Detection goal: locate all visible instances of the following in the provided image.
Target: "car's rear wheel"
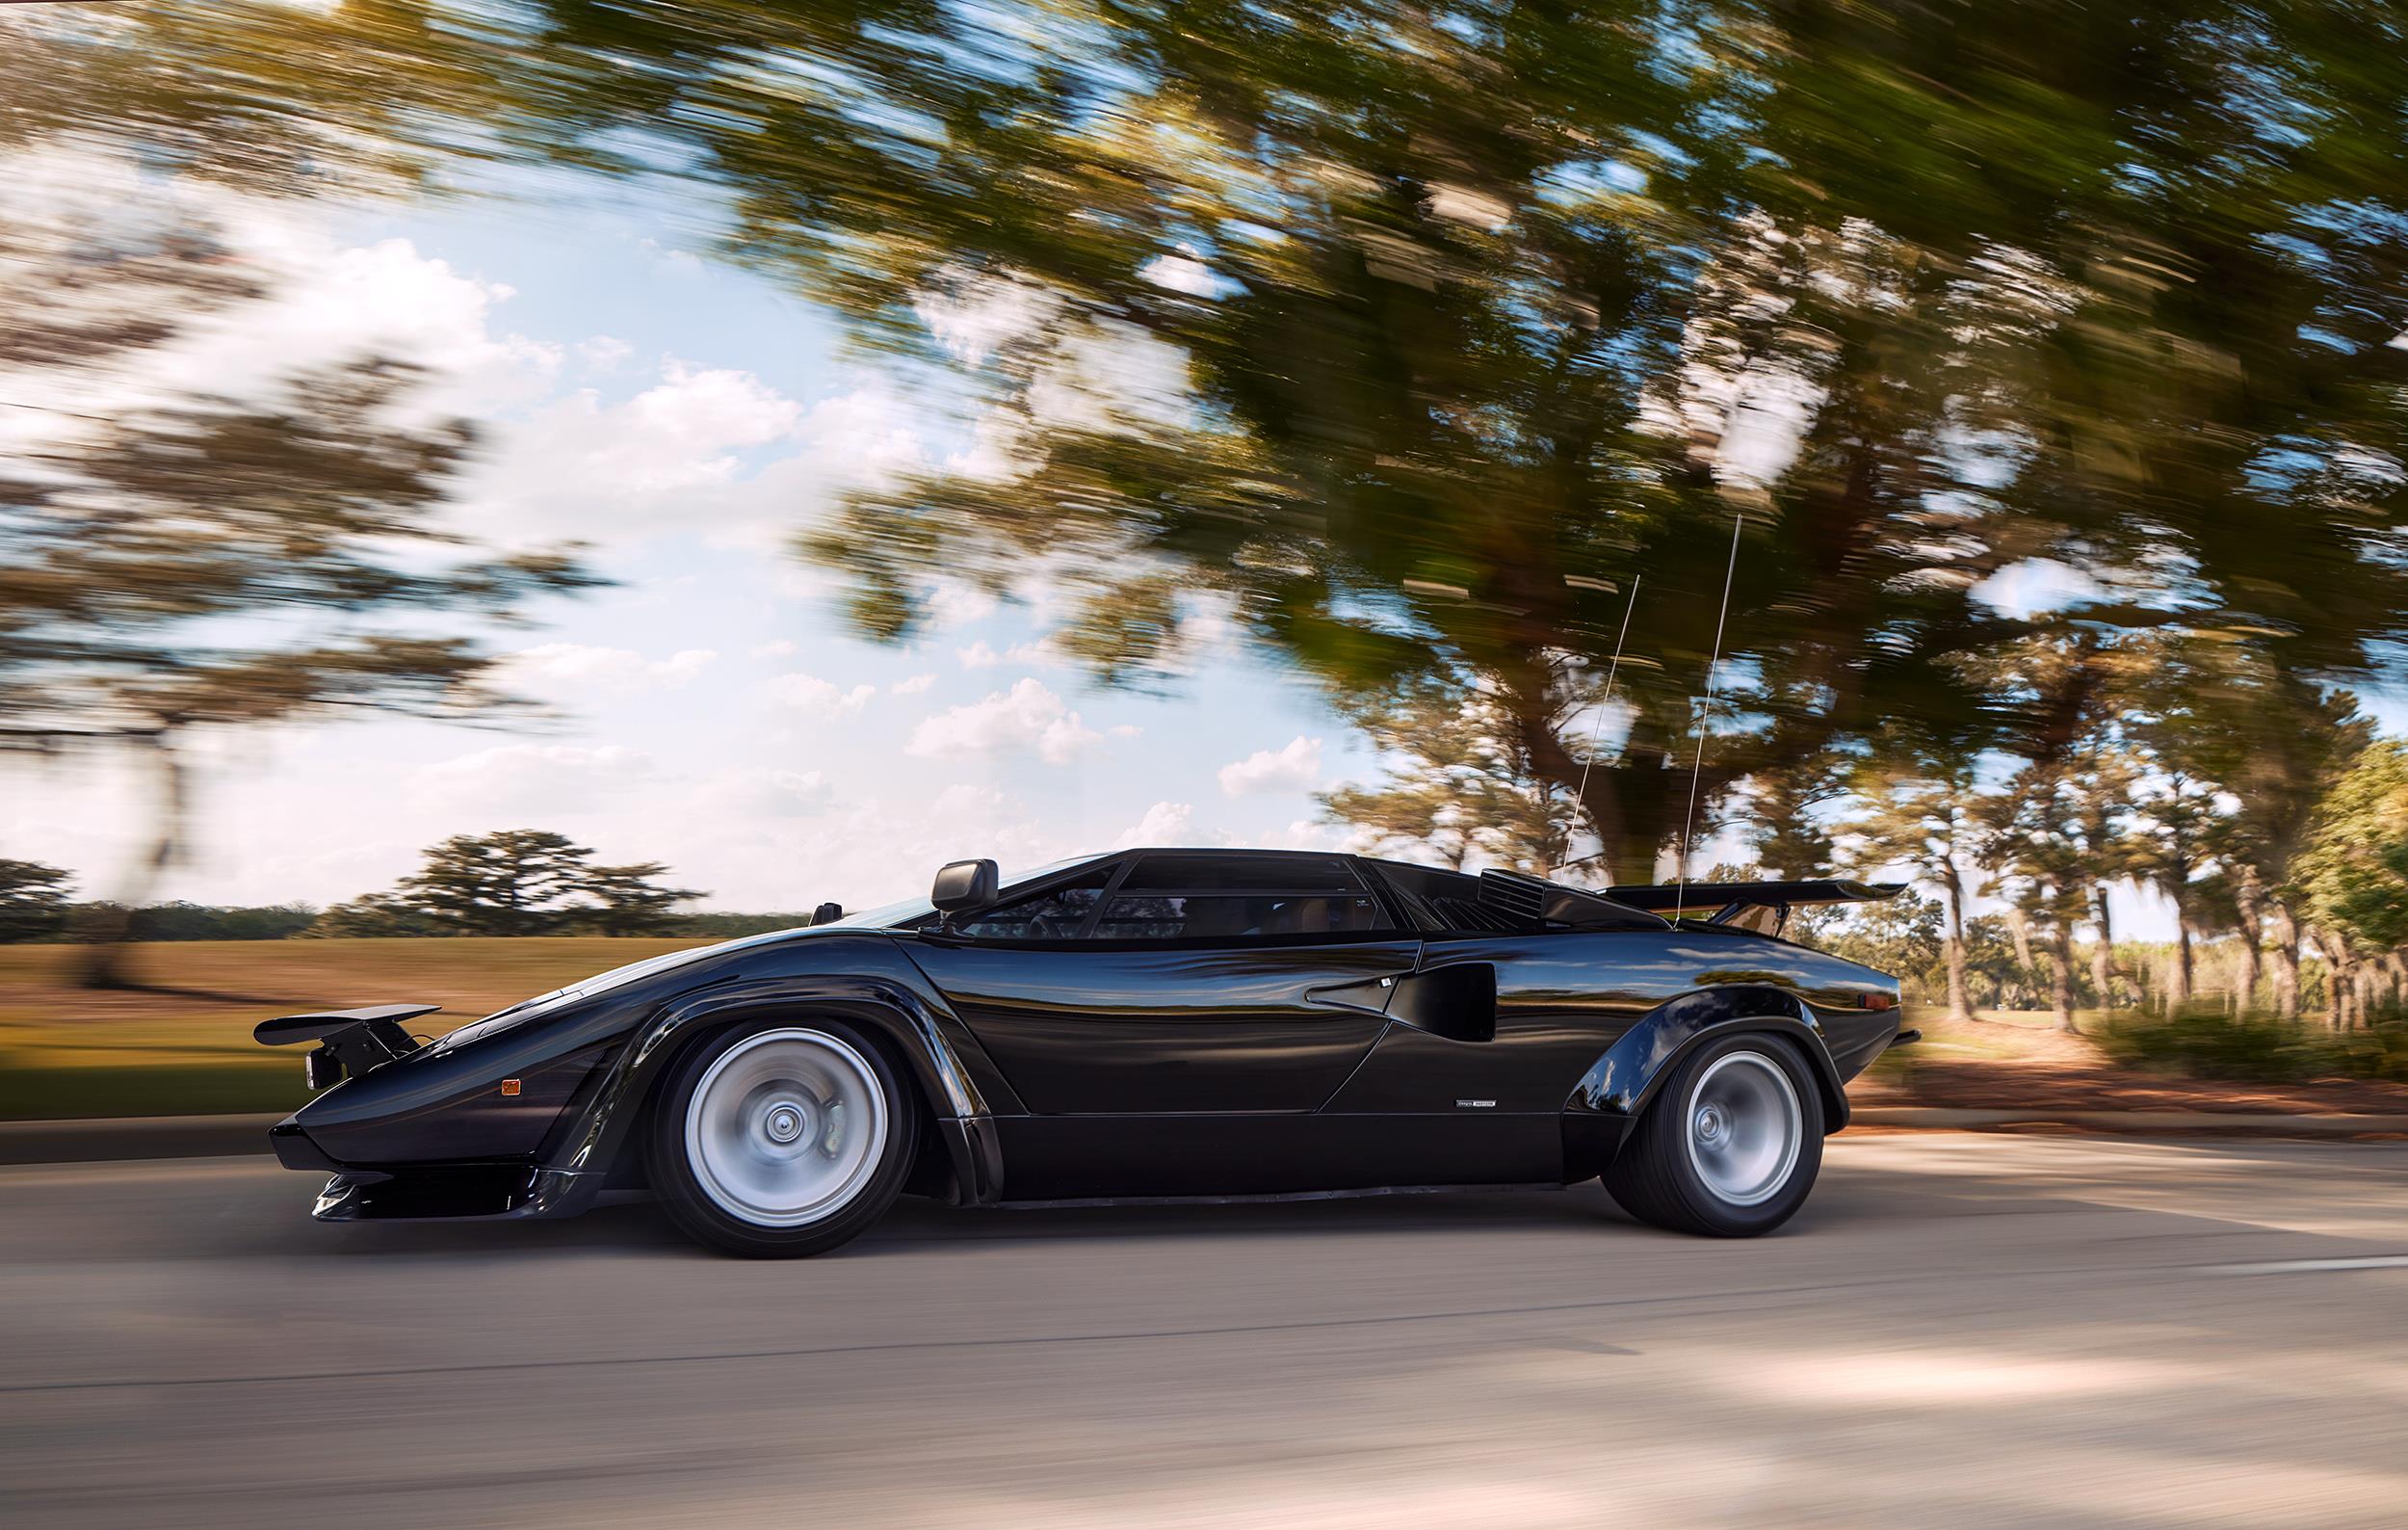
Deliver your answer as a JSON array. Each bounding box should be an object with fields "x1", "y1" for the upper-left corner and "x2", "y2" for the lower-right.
[
  {"x1": 650, "y1": 1020, "x2": 916, "y2": 1256},
  {"x1": 1602, "y1": 1032, "x2": 1823, "y2": 1237}
]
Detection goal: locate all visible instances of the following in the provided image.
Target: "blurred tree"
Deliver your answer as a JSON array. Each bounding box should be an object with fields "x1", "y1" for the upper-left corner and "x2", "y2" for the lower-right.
[
  {"x1": 1960, "y1": 915, "x2": 2035, "y2": 1013},
  {"x1": 0, "y1": 859, "x2": 73, "y2": 943},
  {"x1": 2292, "y1": 742, "x2": 2408, "y2": 1028},
  {"x1": 108, "y1": 902, "x2": 316, "y2": 941},
  {"x1": 417, "y1": 0, "x2": 2408, "y2": 887},
  {"x1": 397, "y1": 830, "x2": 599, "y2": 936},
  {"x1": 1317, "y1": 671, "x2": 1589, "y2": 878},
  {"x1": 1740, "y1": 754, "x2": 1849, "y2": 881},
  {"x1": 2, "y1": 1, "x2": 510, "y2": 196},
  {"x1": 2063, "y1": 731, "x2": 2144, "y2": 1011},
  {"x1": 0, "y1": 361, "x2": 599, "y2": 984},
  {"x1": 1798, "y1": 892, "x2": 1948, "y2": 1002},
  {"x1": 1846, "y1": 752, "x2": 1984, "y2": 1024},
  {"x1": 372, "y1": 830, "x2": 704, "y2": 936},
  {"x1": 306, "y1": 893, "x2": 442, "y2": 938},
  {"x1": 2164, "y1": 657, "x2": 2369, "y2": 1018},
  {"x1": 2129, "y1": 767, "x2": 2225, "y2": 1010},
  {"x1": 1979, "y1": 763, "x2": 2092, "y2": 1031},
  {"x1": 577, "y1": 860, "x2": 707, "y2": 936}
]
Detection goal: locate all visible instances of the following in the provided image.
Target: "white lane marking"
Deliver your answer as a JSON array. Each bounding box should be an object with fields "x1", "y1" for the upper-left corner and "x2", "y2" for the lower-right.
[{"x1": 2207, "y1": 1254, "x2": 2408, "y2": 1276}]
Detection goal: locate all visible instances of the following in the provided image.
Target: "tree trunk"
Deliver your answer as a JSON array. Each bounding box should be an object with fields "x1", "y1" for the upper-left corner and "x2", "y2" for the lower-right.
[
  {"x1": 2323, "y1": 932, "x2": 2355, "y2": 1029},
  {"x1": 2089, "y1": 884, "x2": 2116, "y2": 1009},
  {"x1": 2048, "y1": 922, "x2": 2078, "y2": 1033},
  {"x1": 2006, "y1": 908, "x2": 2035, "y2": 973},
  {"x1": 2231, "y1": 875, "x2": 2264, "y2": 1015},
  {"x1": 2168, "y1": 919, "x2": 2194, "y2": 1010},
  {"x1": 73, "y1": 731, "x2": 188, "y2": 990},
  {"x1": 1942, "y1": 866, "x2": 1974, "y2": 1025},
  {"x1": 2268, "y1": 902, "x2": 2302, "y2": 1019}
]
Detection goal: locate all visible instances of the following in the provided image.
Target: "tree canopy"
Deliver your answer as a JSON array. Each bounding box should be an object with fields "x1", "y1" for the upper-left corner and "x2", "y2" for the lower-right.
[{"x1": 380, "y1": 0, "x2": 2408, "y2": 880}]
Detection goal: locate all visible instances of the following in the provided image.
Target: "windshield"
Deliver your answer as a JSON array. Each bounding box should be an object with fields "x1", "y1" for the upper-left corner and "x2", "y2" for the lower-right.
[{"x1": 825, "y1": 853, "x2": 1106, "y2": 930}]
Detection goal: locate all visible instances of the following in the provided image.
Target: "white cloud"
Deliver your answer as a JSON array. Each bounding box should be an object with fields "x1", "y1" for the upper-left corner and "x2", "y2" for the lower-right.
[
  {"x1": 1217, "y1": 736, "x2": 1324, "y2": 796},
  {"x1": 766, "y1": 673, "x2": 878, "y2": 717},
  {"x1": 496, "y1": 643, "x2": 717, "y2": 691},
  {"x1": 409, "y1": 743, "x2": 658, "y2": 816},
  {"x1": 923, "y1": 580, "x2": 1002, "y2": 631},
  {"x1": 956, "y1": 637, "x2": 1058, "y2": 670},
  {"x1": 1974, "y1": 558, "x2": 2107, "y2": 619},
  {"x1": 576, "y1": 335, "x2": 633, "y2": 373},
  {"x1": 891, "y1": 673, "x2": 937, "y2": 695},
  {"x1": 1114, "y1": 800, "x2": 1195, "y2": 849},
  {"x1": 751, "y1": 639, "x2": 799, "y2": 659},
  {"x1": 1247, "y1": 819, "x2": 1359, "y2": 852},
  {"x1": 691, "y1": 767, "x2": 836, "y2": 820},
  {"x1": 907, "y1": 677, "x2": 1105, "y2": 764},
  {"x1": 1140, "y1": 252, "x2": 1220, "y2": 297},
  {"x1": 916, "y1": 270, "x2": 1062, "y2": 364}
]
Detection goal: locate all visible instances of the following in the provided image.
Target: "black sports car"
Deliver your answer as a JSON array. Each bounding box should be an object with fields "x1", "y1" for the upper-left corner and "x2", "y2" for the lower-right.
[{"x1": 256, "y1": 849, "x2": 1911, "y2": 1255}]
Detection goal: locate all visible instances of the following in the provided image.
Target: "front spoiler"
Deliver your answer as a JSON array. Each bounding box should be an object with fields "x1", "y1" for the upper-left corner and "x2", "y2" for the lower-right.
[{"x1": 310, "y1": 1166, "x2": 600, "y2": 1223}]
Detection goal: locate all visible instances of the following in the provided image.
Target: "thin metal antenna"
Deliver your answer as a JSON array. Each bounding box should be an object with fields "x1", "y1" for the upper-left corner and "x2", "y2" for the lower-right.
[
  {"x1": 1674, "y1": 514, "x2": 1743, "y2": 922},
  {"x1": 1573, "y1": 574, "x2": 1642, "y2": 833}
]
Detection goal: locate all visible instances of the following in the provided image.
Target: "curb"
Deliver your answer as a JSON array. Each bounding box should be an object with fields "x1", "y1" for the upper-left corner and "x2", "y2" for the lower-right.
[
  {"x1": 5, "y1": 1106, "x2": 2408, "y2": 1167},
  {"x1": 0, "y1": 1113, "x2": 279, "y2": 1166},
  {"x1": 1851, "y1": 1106, "x2": 2408, "y2": 1137}
]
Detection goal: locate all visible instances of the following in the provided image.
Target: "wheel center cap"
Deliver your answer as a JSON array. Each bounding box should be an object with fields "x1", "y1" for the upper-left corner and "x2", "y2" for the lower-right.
[
  {"x1": 1696, "y1": 1107, "x2": 1725, "y2": 1144},
  {"x1": 763, "y1": 1103, "x2": 807, "y2": 1145}
]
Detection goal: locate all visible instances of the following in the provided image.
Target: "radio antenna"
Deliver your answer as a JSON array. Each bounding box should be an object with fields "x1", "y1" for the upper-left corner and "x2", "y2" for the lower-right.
[
  {"x1": 1674, "y1": 514, "x2": 1743, "y2": 923},
  {"x1": 1573, "y1": 573, "x2": 1642, "y2": 832}
]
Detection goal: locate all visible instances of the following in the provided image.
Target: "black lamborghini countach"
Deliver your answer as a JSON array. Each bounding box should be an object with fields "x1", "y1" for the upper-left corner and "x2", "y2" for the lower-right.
[{"x1": 256, "y1": 849, "x2": 1911, "y2": 1255}]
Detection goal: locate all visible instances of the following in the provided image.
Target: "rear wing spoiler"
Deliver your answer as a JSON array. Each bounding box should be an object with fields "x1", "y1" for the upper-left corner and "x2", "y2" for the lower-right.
[
  {"x1": 255, "y1": 1003, "x2": 435, "y2": 1088},
  {"x1": 1606, "y1": 880, "x2": 1906, "y2": 926}
]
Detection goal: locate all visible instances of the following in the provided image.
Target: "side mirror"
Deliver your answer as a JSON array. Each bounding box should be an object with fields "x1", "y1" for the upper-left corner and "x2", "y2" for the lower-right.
[
  {"x1": 931, "y1": 858, "x2": 1000, "y2": 914},
  {"x1": 809, "y1": 901, "x2": 844, "y2": 927}
]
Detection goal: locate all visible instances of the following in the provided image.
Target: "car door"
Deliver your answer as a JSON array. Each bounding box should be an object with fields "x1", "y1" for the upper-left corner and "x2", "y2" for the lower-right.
[{"x1": 904, "y1": 851, "x2": 1420, "y2": 1116}]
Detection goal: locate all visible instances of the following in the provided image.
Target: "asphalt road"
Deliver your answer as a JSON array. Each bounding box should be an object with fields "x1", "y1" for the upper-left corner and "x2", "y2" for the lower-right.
[{"x1": 5, "y1": 1134, "x2": 2407, "y2": 1529}]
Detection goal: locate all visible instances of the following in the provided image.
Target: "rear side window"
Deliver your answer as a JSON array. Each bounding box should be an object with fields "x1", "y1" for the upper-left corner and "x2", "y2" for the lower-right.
[{"x1": 1093, "y1": 893, "x2": 1388, "y2": 941}]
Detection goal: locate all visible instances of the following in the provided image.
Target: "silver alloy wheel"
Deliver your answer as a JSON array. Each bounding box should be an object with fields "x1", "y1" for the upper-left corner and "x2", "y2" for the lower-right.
[
  {"x1": 684, "y1": 1028, "x2": 889, "y2": 1227},
  {"x1": 1684, "y1": 1049, "x2": 1803, "y2": 1207}
]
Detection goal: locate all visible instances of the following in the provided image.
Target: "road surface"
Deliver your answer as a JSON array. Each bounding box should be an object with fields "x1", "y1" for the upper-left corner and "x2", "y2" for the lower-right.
[{"x1": 4, "y1": 1133, "x2": 2407, "y2": 1527}]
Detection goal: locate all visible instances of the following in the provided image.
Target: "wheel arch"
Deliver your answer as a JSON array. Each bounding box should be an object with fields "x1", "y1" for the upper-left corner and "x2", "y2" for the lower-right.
[
  {"x1": 541, "y1": 976, "x2": 1000, "y2": 1205},
  {"x1": 1565, "y1": 986, "x2": 1850, "y2": 1136}
]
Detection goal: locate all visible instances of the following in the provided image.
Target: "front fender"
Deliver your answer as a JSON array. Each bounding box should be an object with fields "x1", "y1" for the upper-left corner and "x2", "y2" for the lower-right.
[
  {"x1": 540, "y1": 971, "x2": 1007, "y2": 1207},
  {"x1": 1563, "y1": 985, "x2": 1853, "y2": 1132}
]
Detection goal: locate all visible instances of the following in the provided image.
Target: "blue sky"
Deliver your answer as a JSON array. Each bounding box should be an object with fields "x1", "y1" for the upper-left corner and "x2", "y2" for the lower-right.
[{"x1": 1, "y1": 158, "x2": 1372, "y2": 912}]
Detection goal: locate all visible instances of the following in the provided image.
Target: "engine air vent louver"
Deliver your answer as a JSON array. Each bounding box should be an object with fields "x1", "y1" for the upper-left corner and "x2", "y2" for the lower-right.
[{"x1": 1477, "y1": 870, "x2": 1551, "y2": 927}]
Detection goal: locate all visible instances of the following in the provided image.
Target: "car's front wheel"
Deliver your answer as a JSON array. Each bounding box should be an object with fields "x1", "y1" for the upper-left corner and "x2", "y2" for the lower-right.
[
  {"x1": 650, "y1": 1020, "x2": 917, "y2": 1256},
  {"x1": 1602, "y1": 1032, "x2": 1824, "y2": 1237}
]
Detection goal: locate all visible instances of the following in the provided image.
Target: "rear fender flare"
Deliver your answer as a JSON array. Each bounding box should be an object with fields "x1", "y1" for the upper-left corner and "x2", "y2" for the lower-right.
[
  {"x1": 540, "y1": 975, "x2": 1000, "y2": 1205},
  {"x1": 1564, "y1": 986, "x2": 1849, "y2": 1133}
]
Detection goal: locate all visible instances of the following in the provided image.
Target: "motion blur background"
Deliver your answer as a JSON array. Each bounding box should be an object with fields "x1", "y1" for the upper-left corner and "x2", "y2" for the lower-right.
[{"x1": 8, "y1": 4, "x2": 2408, "y2": 1525}]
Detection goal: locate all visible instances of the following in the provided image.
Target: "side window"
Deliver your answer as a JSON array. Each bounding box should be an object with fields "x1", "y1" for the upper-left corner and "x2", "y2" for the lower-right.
[
  {"x1": 1093, "y1": 892, "x2": 1388, "y2": 941},
  {"x1": 954, "y1": 872, "x2": 1111, "y2": 940}
]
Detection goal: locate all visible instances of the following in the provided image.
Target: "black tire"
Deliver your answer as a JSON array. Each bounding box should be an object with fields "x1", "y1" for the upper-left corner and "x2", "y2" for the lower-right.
[
  {"x1": 1603, "y1": 1032, "x2": 1824, "y2": 1237},
  {"x1": 648, "y1": 1018, "x2": 918, "y2": 1257}
]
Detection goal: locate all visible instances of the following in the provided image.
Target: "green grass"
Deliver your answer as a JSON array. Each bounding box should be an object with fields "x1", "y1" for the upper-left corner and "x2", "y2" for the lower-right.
[
  {"x1": 0, "y1": 936, "x2": 713, "y2": 1120},
  {"x1": 2097, "y1": 1005, "x2": 2408, "y2": 1085}
]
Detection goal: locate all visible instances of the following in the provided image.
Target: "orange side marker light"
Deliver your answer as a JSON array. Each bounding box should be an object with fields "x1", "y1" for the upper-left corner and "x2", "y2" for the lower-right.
[{"x1": 500, "y1": 1078, "x2": 522, "y2": 1096}]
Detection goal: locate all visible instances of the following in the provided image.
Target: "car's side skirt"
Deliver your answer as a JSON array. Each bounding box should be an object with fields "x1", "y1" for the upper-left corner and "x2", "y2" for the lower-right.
[
  {"x1": 983, "y1": 1181, "x2": 1568, "y2": 1210},
  {"x1": 988, "y1": 1111, "x2": 1568, "y2": 1200}
]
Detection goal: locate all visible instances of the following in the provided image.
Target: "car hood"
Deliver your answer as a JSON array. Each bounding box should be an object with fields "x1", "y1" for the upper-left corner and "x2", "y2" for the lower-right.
[{"x1": 423, "y1": 922, "x2": 874, "y2": 1054}]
